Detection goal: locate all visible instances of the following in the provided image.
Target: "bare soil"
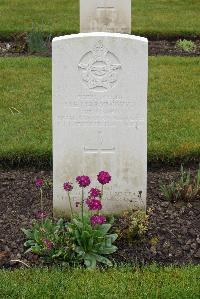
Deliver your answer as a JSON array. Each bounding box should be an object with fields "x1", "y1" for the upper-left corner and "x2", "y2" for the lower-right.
[{"x1": 0, "y1": 38, "x2": 200, "y2": 57}]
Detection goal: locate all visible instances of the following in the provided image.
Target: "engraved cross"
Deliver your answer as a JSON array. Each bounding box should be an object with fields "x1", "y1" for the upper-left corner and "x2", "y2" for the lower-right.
[
  {"x1": 84, "y1": 130, "x2": 115, "y2": 154},
  {"x1": 97, "y1": 0, "x2": 115, "y2": 10}
]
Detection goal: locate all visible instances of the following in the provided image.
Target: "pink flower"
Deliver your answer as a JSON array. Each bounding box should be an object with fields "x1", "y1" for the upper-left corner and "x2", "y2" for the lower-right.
[
  {"x1": 43, "y1": 239, "x2": 54, "y2": 250},
  {"x1": 86, "y1": 198, "x2": 102, "y2": 211},
  {"x1": 89, "y1": 187, "x2": 101, "y2": 198},
  {"x1": 97, "y1": 171, "x2": 111, "y2": 185},
  {"x1": 90, "y1": 215, "x2": 106, "y2": 226},
  {"x1": 63, "y1": 181, "x2": 73, "y2": 191},
  {"x1": 76, "y1": 175, "x2": 91, "y2": 188},
  {"x1": 35, "y1": 178, "x2": 44, "y2": 188},
  {"x1": 35, "y1": 210, "x2": 47, "y2": 219}
]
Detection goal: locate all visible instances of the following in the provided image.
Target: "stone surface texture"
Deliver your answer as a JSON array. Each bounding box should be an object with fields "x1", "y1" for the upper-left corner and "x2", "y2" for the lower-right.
[
  {"x1": 52, "y1": 33, "x2": 148, "y2": 216},
  {"x1": 80, "y1": 0, "x2": 131, "y2": 34}
]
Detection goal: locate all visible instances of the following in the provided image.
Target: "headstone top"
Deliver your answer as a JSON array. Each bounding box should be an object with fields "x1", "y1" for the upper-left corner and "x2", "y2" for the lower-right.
[
  {"x1": 53, "y1": 32, "x2": 147, "y2": 43},
  {"x1": 80, "y1": 0, "x2": 132, "y2": 34}
]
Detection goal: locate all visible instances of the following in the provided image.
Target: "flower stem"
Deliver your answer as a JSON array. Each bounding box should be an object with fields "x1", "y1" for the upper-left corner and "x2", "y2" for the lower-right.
[
  {"x1": 81, "y1": 187, "x2": 84, "y2": 223},
  {"x1": 40, "y1": 188, "x2": 43, "y2": 224},
  {"x1": 68, "y1": 191, "x2": 73, "y2": 219},
  {"x1": 40, "y1": 188, "x2": 43, "y2": 211},
  {"x1": 101, "y1": 185, "x2": 104, "y2": 199}
]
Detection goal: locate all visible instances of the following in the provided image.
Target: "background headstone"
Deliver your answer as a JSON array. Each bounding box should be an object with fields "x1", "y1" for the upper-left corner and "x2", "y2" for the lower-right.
[
  {"x1": 80, "y1": 0, "x2": 131, "y2": 34},
  {"x1": 52, "y1": 33, "x2": 148, "y2": 216}
]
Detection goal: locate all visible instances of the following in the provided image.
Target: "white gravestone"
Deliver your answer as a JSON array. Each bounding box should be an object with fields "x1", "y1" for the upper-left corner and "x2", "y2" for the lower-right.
[
  {"x1": 80, "y1": 0, "x2": 131, "y2": 34},
  {"x1": 52, "y1": 33, "x2": 148, "y2": 216}
]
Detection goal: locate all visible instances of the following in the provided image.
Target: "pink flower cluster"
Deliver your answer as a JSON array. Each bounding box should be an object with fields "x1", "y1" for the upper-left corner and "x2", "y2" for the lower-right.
[
  {"x1": 35, "y1": 210, "x2": 47, "y2": 219},
  {"x1": 89, "y1": 187, "x2": 101, "y2": 198},
  {"x1": 97, "y1": 171, "x2": 111, "y2": 185},
  {"x1": 63, "y1": 181, "x2": 73, "y2": 191},
  {"x1": 90, "y1": 215, "x2": 106, "y2": 226},
  {"x1": 86, "y1": 198, "x2": 102, "y2": 211},
  {"x1": 62, "y1": 171, "x2": 111, "y2": 226},
  {"x1": 35, "y1": 178, "x2": 44, "y2": 188},
  {"x1": 43, "y1": 239, "x2": 54, "y2": 250},
  {"x1": 76, "y1": 175, "x2": 91, "y2": 188}
]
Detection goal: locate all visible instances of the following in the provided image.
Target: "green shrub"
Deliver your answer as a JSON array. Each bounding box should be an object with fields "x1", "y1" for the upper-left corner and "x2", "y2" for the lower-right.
[
  {"x1": 176, "y1": 39, "x2": 196, "y2": 53},
  {"x1": 27, "y1": 24, "x2": 51, "y2": 53},
  {"x1": 116, "y1": 209, "x2": 149, "y2": 243},
  {"x1": 68, "y1": 214, "x2": 117, "y2": 268},
  {"x1": 160, "y1": 165, "x2": 200, "y2": 202},
  {"x1": 22, "y1": 218, "x2": 75, "y2": 263}
]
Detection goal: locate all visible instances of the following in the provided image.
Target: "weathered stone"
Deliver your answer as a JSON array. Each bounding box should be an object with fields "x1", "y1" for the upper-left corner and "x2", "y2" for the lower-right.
[
  {"x1": 52, "y1": 33, "x2": 148, "y2": 216},
  {"x1": 80, "y1": 0, "x2": 131, "y2": 34}
]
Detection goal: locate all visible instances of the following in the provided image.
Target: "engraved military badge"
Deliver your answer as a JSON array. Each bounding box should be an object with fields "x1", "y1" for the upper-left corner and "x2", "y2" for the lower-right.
[{"x1": 78, "y1": 40, "x2": 121, "y2": 91}]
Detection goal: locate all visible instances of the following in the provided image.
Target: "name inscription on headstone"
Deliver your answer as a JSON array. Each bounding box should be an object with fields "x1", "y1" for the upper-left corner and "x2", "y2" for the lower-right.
[{"x1": 55, "y1": 95, "x2": 143, "y2": 128}]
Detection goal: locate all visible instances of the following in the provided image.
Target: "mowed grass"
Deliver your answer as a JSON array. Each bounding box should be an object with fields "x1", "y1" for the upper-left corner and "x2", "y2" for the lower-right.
[
  {"x1": 0, "y1": 0, "x2": 199, "y2": 37},
  {"x1": 0, "y1": 56, "x2": 199, "y2": 167},
  {"x1": 0, "y1": 57, "x2": 52, "y2": 167},
  {"x1": 0, "y1": 265, "x2": 200, "y2": 298}
]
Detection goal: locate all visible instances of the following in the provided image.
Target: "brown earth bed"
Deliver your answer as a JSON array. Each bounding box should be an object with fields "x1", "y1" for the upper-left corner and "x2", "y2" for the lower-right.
[
  {"x1": 0, "y1": 39, "x2": 200, "y2": 57},
  {"x1": 0, "y1": 167, "x2": 200, "y2": 269}
]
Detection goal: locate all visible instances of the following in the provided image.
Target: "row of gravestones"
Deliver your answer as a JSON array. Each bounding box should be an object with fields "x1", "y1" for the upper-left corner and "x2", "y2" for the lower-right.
[{"x1": 53, "y1": 0, "x2": 148, "y2": 216}]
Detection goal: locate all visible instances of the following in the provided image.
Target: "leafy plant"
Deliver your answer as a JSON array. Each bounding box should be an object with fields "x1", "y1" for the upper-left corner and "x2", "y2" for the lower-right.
[
  {"x1": 27, "y1": 24, "x2": 51, "y2": 53},
  {"x1": 22, "y1": 218, "x2": 74, "y2": 263},
  {"x1": 176, "y1": 39, "x2": 196, "y2": 53},
  {"x1": 116, "y1": 209, "x2": 150, "y2": 243},
  {"x1": 160, "y1": 165, "x2": 200, "y2": 202},
  {"x1": 68, "y1": 214, "x2": 117, "y2": 268},
  {"x1": 22, "y1": 171, "x2": 118, "y2": 268}
]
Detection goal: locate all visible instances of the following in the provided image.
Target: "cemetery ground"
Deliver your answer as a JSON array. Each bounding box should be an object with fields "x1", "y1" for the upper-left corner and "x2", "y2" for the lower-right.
[
  {"x1": 1, "y1": 36, "x2": 200, "y2": 57},
  {"x1": 0, "y1": 265, "x2": 199, "y2": 299},
  {"x1": 0, "y1": 1, "x2": 200, "y2": 296},
  {"x1": 0, "y1": 56, "x2": 199, "y2": 167},
  {"x1": 0, "y1": 56, "x2": 200, "y2": 271},
  {"x1": 0, "y1": 0, "x2": 200, "y2": 37}
]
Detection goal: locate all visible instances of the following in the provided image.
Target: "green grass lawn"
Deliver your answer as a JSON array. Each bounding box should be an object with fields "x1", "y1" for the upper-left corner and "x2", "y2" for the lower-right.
[
  {"x1": 0, "y1": 56, "x2": 199, "y2": 167},
  {"x1": 0, "y1": 0, "x2": 199, "y2": 38},
  {"x1": 0, "y1": 265, "x2": 199, "y2": 298}
]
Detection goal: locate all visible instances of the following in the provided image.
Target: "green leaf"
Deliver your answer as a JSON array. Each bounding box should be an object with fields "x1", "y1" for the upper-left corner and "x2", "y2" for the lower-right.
[
  {"x1": 24, "y1": 247, "x2": 33, "y2": 254},
  {"x1": 74, "y1": 246, "x2": 85, "y2": 256},
  {"x1": 33, "y1": 229, "x2": 40, "y2": 243},
  {"x1": 84, "y1": 223, "x2": 93, "y2": 233},
  {"x1": 73, "y1": 218, "x2": 83, "y2": 229},
  {"x1": 21, "y1": 228, "x2": 33, "y2": 239},
  {"x1": 105, "y1": 233, "x2": 118, "y2": 246},
  {"x1": 97, "y1": 224, "x2": 111, "y2": 235},
  {"x1": 93, "y1": 254, "x2": 113, "y2": 267},
  {"x1": 84, "y1": 254, "x2": 96, "y2": 269},
  {"x1": 98, "y1": 245, "x2": 118, "y2": 255},
  {"x1": 31, "y1": 244, "x2": 43, "y2": 254},
  {"x1": 81, "y1": 230, "x2": 91, "y2": 240},
  {"x1": 88, "y1": 237, "x2": 94, "y2": 251},
  {"x1": 24, "y1": 240, "x2": 35, "y2": 247},
  {"x1": 57, "y1": 218, "x2": 64, "y2": 227},
  {"x1": 75, "y1": 229, "x2": 82, "y2": 246},
  {"x1": 81, "y1": 230, "x2": 92, "y2": 251},
  {"x1": 108, "y1": 233, "x2": 118, "y2": 242},
  {"x1": 52, "y1": 250, "x2": 63, "y2": 258}
]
